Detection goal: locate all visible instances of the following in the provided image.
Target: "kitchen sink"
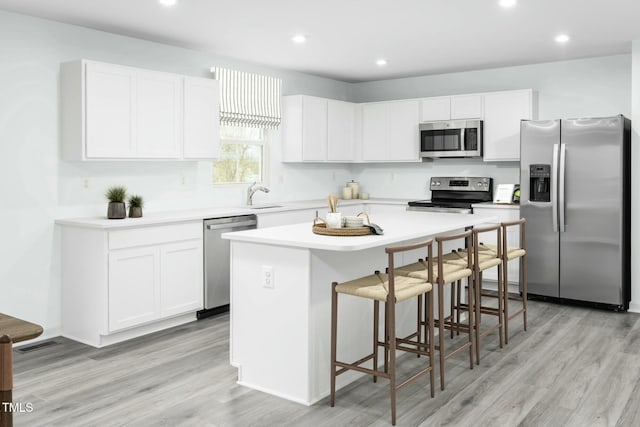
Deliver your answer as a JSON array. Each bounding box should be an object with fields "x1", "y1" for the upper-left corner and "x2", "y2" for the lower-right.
[{"x1": 248, "y1": 204, "x2": 283, "y2": 210}]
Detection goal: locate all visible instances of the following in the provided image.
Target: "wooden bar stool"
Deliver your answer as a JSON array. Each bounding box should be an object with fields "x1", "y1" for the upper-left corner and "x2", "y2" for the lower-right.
[
  {"x1": 446, "y1": 224, "x2": 504, "y2": 364},
  {"x1": 330, "y1": 239, "x2": 436, "y2": 426},
  {"x1": 396, "y1": 230, "x2": 474, "y2": 391},
  {"x1": 479, "y1": 219, "x2": 527, "y2": 344},
  {"x1": 0, "y1": 313, "x2": 43, "y2": 427}
]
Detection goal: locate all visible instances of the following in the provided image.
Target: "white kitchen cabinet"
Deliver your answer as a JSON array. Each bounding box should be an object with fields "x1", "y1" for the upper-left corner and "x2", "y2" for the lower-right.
[
  {"x1": 362, "y1": 100, "x2": 420, "y2": 162},
  {"x1": 60, "y1": 221, "x2": 203, "y2": 347},
  {"x1": 282, "y1": 95, "x2": 356, "y2": 162},
  {"x1": 483, "y1": 89, "x2": 535, "y2": 162},
  {"x1": 451, "y1": 95, "x2": 483, "y2": 120},
  {"x1": 420, "y1": 95, "x2": 482, "y2": 122},
  {"x1": 420, "y1": 97, "x2": 451, "y2": 122},
  {"x1": 473, "y1": 205, "x2": 521, "y2": 286},
  {"x1": 327, "y1": 100, "x2": 356, "y2": 161},
  {"x1": 183, "y1": 76, "x2": 220, "y2": 159},
  {"x1": 108, "y1": 246, "x2": 159, "y2": 331},
  {"x1": 62, "y1": 59, "x2": 220, "y2": 161}
]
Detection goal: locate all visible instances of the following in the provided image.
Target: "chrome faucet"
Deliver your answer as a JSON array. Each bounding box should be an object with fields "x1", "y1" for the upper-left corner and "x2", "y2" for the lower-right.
[{"x1": 246, "y1": 181, "x2": 270, "y2": 206}]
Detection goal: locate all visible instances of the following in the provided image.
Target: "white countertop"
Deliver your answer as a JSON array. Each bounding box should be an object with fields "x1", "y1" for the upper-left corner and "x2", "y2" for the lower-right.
[
  {"x1": 222, "y1": 211, "x2": 497, "y2": 251},
  {"x1": 55, "y1": 198, "x2": 410, "y2": 229}
]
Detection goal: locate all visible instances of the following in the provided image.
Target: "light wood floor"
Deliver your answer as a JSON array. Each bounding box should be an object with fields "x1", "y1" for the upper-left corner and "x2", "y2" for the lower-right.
[{"x1": 11, "y1": 299, "x2": 640, "y2": 426}]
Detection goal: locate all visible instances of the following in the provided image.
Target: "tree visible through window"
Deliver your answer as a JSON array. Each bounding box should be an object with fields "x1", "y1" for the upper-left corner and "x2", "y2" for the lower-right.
[{"x1": 213, "y1": 126, "x2": 266, "y2": 184}]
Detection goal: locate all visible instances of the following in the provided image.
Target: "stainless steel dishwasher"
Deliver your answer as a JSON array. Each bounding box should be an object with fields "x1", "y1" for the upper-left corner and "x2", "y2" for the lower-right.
[{"x1": 198, "y1": 214, "x2": 257, "y2": 319}]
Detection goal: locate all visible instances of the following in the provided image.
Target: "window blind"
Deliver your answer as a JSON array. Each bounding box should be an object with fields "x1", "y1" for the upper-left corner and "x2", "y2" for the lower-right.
[{"x1": 211, "y1": 67, "x2": 282, "y2": 129}]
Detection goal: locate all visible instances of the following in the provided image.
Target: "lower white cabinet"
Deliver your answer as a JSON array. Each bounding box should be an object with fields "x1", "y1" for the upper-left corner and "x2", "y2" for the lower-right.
[
  {"x1": 473, "y1": 205, "x2": 521, "y2": 285},
  {"x1": 61, "y1": 221, "x2": 203, "y2": 347}
]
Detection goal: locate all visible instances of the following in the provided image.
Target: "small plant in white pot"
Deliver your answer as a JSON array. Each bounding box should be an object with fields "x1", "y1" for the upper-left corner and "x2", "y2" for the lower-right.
[
  {"x1": 128, "y1": 195, "x2": 144, "y2": 218},
  {"x1": 105, "y1": 186, "x2": 127, "y2": 219}
]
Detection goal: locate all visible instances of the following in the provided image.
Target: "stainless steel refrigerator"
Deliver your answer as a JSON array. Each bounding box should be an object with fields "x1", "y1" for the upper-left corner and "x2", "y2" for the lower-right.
[{"x1": 520, "y1": 115, "x2": 631, "y2": 310}]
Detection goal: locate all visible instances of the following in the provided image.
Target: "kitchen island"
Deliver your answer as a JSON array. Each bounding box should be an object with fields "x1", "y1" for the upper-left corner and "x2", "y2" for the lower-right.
[{"x1": 223, "y1": 211, "x2": 496, "y2": 405}]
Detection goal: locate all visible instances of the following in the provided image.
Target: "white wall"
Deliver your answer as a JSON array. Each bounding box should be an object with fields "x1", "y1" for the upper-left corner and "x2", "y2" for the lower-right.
[
  {"x1": 349, "y1": 55, "x2": 631, "y2": 199},
  {"x1": 0, "y1": 10, "x2": 353, "y2": 338},
  {"x1": 0, "y1": 8, "x2": 635, "y2": 338},
  {"x1": 630, "y1": 41, "x2": 640, "y2": 312}
]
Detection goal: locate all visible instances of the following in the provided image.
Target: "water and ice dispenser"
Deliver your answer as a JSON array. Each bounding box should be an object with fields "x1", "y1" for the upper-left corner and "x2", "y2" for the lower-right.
[{"x1": 529, "y1": 164, "x2": 551, "y2": 202}]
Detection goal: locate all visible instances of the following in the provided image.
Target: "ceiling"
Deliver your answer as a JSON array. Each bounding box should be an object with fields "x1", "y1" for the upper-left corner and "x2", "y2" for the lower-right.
[{"x1": 1, "y1": 0, "x2": 639, "y2": 83}]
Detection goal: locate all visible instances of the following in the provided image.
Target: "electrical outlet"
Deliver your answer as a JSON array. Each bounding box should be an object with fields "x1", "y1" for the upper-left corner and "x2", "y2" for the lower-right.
[
  {"x1": 180, "y1": 174, "x2": 187, "y2": 186},
  {"x1": 82, "y1": 178, "x2": 90, "y2": 189},
  {"x1": 331, "y1": 171, "x2": 336, "y2": 182},
  {"x1": 390, "y1": 173, "x2": 395, "y2": 181},
  {"x1": 262, "y1": 266, "x2": 274, "y2": 289}
]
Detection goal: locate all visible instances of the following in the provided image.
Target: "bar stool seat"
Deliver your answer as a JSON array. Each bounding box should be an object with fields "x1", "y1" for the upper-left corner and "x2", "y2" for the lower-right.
[
  {"x1": 335, "y1": 272, "x2": 432, "y2": 302},
  {"x1": 478, "y1": 243, "x2": 526, "y2": 260}
]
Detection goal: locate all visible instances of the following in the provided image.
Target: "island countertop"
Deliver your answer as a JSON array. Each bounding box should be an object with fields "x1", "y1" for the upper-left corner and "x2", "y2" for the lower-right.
[{"x1": 222, "y1": 211, "x2": 498, "y2": 251}]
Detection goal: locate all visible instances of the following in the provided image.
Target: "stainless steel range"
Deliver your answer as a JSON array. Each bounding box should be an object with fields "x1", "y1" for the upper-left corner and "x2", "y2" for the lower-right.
[{"x1": 407, "y1": 177, "x2": 493, "y2": 213}]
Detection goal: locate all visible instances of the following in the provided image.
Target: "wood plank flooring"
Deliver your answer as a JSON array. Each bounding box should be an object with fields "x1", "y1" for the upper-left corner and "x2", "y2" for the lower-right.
[{"x1": 10, "y1": 299, "x2": 640, "y2": 426}]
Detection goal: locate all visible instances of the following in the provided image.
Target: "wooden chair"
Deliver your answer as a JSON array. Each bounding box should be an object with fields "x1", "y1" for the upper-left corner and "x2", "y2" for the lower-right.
[
  {"x1": 395, "y1": 230, "x2": 474, "y2": 390},
  {"x1": 446, "y1": 224, "x2": 504, "y2": 364},
  {"x1": 479, "y1": 219, "x2": 527, "y2": 344},
  {"x1": 330, "y1": 239, "x2": 436, "y2": 426}
]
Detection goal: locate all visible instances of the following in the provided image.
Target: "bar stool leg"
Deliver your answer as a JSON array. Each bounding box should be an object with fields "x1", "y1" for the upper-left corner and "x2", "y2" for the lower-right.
[
  {"x1": 1, "y1": 335, "x2": 13, "y2": 427},
  {"x1": 503, "y1": 257, "x2": 510, "y2": 345},
  {"x1": 427, "y1": 290, "x2": 436, "y2": 398},
  {"x1": 387, "y1": 295, "x2": 397, "y2": 426},
  {"x1": 438, "y1": 282, "x2": 446, "y2": 391},
  {"x1": 373, "y1": 300, "x2": 379, "y2": 382},
  {"x1": 497, "y1": 261, "x2": 504, "y2": 349},
  {"x1": 330, "y1": 284, "x2": 338, "y2": 407},
  {"x1": 416, "y1": 295, "x2": 422, "y2": 357},
  {"x1": 522, "y1": 253, "x2": 528, "y2": 332}
]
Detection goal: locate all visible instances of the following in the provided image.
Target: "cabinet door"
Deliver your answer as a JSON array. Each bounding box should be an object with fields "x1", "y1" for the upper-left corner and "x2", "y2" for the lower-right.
[
  {"x1": 302, "y1": 96, "x2": 328, "y2": 161},
  {"x1": 183, "y1": 77, "x2": 220, "y2": 159},
  {"x1": 108, "y1": 247, "x2": 160, "y2": 332},
  {"x1": 451, "y1": 95, "x2": 482, "y2": 120},
  {"x1": 361, "y1": 103, "x2": 388, "y2": 161},
  {"x1": 85, "y1": 62, "x2": 135, "y2": 158},
  {"x1": 327, "y1": 100, "x2": 355, "y2": 161},
  {"x1": 420, "y1": 97, "x2": 450, "y2": 122},
  {"x1": 135, "y1": 71, "x2": 182, "y2": 158},
  {"x1": 387, "y1": 100, "x2": 420, "y2": 161},
  {"x1": 160, "y1": 240, "x2": 204, "y2": 317},
  {"x1": 483, "y1": 90, "x2": 532, "y2": 161}
]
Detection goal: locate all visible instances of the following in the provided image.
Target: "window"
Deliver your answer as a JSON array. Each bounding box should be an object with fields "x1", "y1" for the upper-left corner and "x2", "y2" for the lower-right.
[{"x1": 213, "y1": 126, "x2": 267, "y2": 185}]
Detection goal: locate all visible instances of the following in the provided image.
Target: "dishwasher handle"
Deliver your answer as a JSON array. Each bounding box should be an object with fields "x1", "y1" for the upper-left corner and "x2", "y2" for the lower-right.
[{"x1": 206, "y1": 220, "x2": 257, "y2": 230}]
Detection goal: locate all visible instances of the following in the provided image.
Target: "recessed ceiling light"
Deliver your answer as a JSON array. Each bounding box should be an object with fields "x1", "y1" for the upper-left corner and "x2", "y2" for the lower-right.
[
  {"x1": 499, "y1": 0, "x2": 517, "y2": 7},
  {"x1": 555, "y1": 34, "x2": 570, "y2": 43},
  {"x1": 376, "y1": 59, "x2": 388, "y2": 66},
  {"x1": 292, "y1": 34, "x2": 307, "y2": 44},
  {"x1": 159, "y1": 0, "x2": 177, "y2": 6}
]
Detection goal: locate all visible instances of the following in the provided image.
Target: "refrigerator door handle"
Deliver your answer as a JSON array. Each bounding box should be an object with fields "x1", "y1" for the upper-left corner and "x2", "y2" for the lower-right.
[
  {"x1": 552, "y1": 143, "x2": 559, "y2": 232},
  {"x1": 559, "y1": 143, "x2": 566, "y2": 232}
]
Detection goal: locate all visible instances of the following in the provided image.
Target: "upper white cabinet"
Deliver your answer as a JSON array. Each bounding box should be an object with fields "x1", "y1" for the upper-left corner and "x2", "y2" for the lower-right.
[
  {"x1": 183, "y1": 77, "x2": 220, "y2": 159},
  {"x1": 61, "y1": 59, "x2": 220, "y2": 161},
  {"x1": 361, "y1": 100, "x2": 420, "y2": 162},
  {"x1": 420, "y1": 94, "x2": 482, "y2": 122},
  {"x1": 420, "y1": 97, "x2": 450, "y2": 122},
  {"x1": 282, "y1": 95, "x2": 356, "y2": 162},
  {"x1": 483, "y1": 89, "x2": 535, "y2": 162},
  {"x1": 327, "y1": 100, "x2": 356, "y2": 161}
]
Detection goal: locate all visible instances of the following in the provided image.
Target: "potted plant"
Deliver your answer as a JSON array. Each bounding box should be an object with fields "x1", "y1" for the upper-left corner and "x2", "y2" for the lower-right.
[
  {"x1": 105, "y1": 186, "x2": 127, "y2": 219},
  {"x1": 128, "y1": 195, "x2": 144, "y2": 218}
]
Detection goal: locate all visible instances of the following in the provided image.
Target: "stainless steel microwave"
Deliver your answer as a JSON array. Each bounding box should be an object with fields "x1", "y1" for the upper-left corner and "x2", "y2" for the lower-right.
[{"x1": 419, "y1": 119, "x2": 483, "y2": 159}]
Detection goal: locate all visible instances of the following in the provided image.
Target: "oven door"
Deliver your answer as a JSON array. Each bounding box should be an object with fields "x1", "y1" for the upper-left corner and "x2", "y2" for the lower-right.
[{"x1": 420, "y1": 120, "x2": 483, "y2": 158}]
